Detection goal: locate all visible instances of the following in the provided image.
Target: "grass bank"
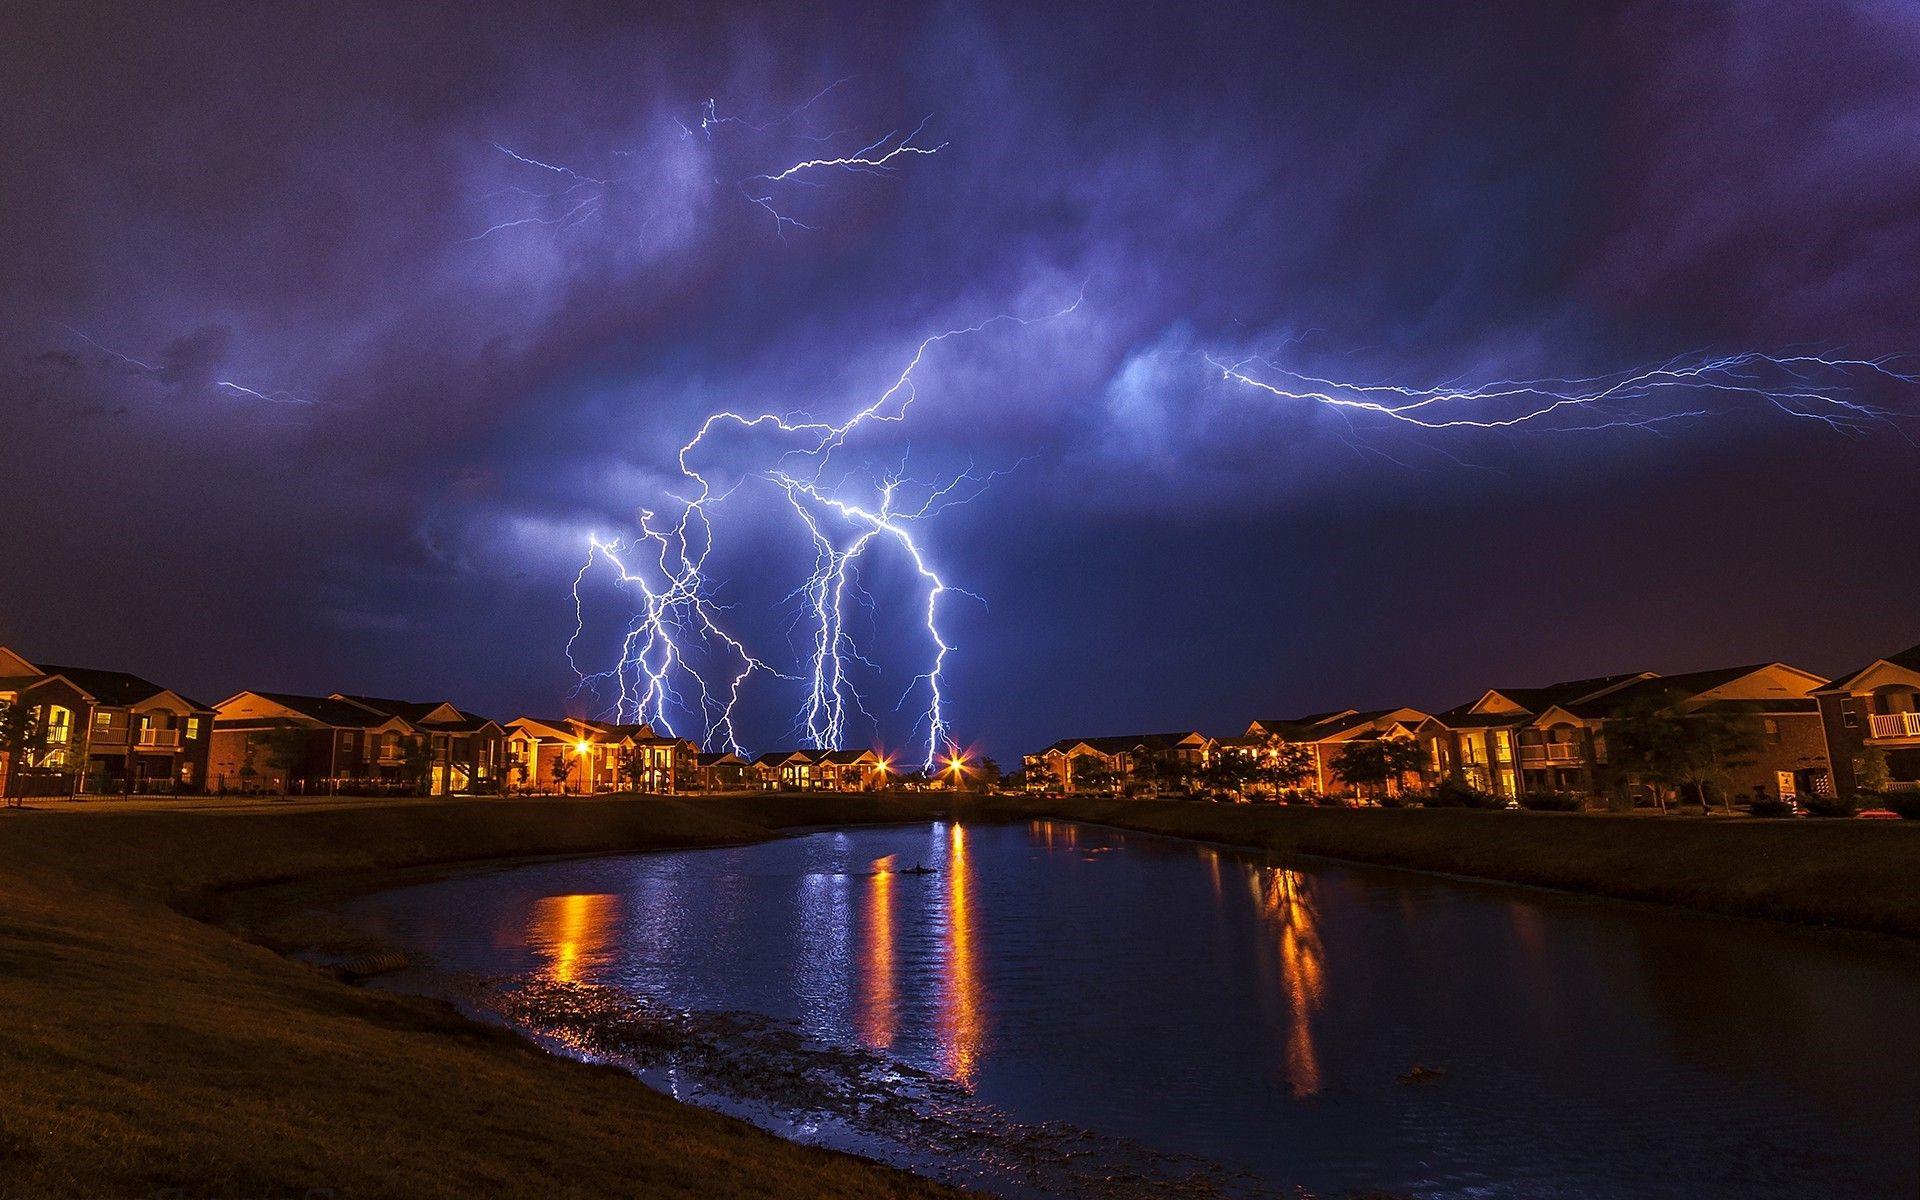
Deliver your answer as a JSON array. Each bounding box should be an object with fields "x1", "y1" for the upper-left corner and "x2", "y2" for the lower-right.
[
  {"x1": 0, "y1": 792, "x2": 957, "y2": 1200},
  {"x1": 964, "y1": 794, "x2": 1920, "y2": 938}
]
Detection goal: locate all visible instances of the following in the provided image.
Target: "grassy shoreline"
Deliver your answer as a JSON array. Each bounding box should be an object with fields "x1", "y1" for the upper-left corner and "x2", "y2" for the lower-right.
[
  {"x1": 970, "y1": 794, "x2": 1920, "y2": 939},
  {"x1": 0, "y1": 793, "x2": 963, "y2": 1200},
  {"x1": 6, "y1": 792, "x2": 1918, "y2": 1198}
]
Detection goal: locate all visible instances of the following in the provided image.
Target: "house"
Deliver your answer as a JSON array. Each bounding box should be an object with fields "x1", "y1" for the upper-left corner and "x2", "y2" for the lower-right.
[
  {"x1": 814, "y1": 749, "x2": 888, "y2": 791},
  {"x1": 207, "y1": 692, "x2": 423, "y2": 794},
  {"x1": 504, "y1": 717, "x2": 696, "y2": 794},
  {"x1": 1242, "y1": 709, "x2": 1429, "y2": 798},
  {"x1": 1423, "y1": 664, "x2": 1828, "y2": 802},
  {"x1": 1814, "y1": 641, "x2": 1920, "y2": 798},
  {"x1": 0, "y1": 645, "x2": 214, "y2": 796},
  {"x1": 691, "y1": 750, "x2": 750, "y2": 791},
  {"x1": 1422, "y1": 673, "x2": 1651, "y2": 798},
  {"x1": 750, "y1": 750, "x2": 811, "y2": 790},
  {"x1": 1025, "y1": 731, "x2": 1215, "y2": 792},
  {"x1": 330, "y1": 695, "x2": 505, "y2": 795}
]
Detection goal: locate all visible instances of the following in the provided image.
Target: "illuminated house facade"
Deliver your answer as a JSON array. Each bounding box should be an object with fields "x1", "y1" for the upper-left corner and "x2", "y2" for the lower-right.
[
  {"x1": 1815, "y1": 641, "x2": 1920, "y2": 797},
  {"x1": 0, "y1": 646, "x2": 214, "y2": 796},
  {"x1": 692, "y1": 750, "x2": 750, "y2": 791},
  {"x1": 746, "y1": 748, "x2": 888, "y2": 791},
  {"x1": 1026, "y1": 731, "x2": 1216, "y2": 792},
  {"x1": 1238, "y1": 710, "x2": 1430, "y2": 798},
  {"x1": 208, "y1": 692, "x2": 426, "y2": 794},
  {"x1": 1423, "y1": 664, "x2": 1831, "y2": 801},
  {"x1": 328, "y1": 695, "x2": 504, "y2": 795},
  {"x1": 1422, "y1": 674, "x2": 1651, "y2": 798},
  {"x1": 504, "y1": 717, "x2": 694, "y2": 794}
]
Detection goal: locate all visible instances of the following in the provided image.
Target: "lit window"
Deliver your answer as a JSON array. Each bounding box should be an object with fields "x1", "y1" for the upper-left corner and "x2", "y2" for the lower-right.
[
  {"x1": 185, "y1": 717, "x2": 203, "y2": 740},
  {"x1": 44, "y1": 706, "x2": 73, "y2": 745},
  {"x1": 94, "y1": 711, "x2": 112, "y2": 730}
]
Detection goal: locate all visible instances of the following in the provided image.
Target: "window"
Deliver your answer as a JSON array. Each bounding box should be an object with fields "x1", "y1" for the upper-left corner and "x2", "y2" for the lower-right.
[
  {"x1": 185, "y1": 717, "x2": 203, "y2": 740},
  {"x1": 1763, "y1": 718, "x2": 1780, "y2": 743},
  {"x1": 1843, "y1": 710, "x2": 1860, "y2": 729},
  {"x1": 43, "y1": 705, "x2": 73, "y2": 745},
  {"x1": 94, "y1": 711, "x2": 112, "y2": 730}
]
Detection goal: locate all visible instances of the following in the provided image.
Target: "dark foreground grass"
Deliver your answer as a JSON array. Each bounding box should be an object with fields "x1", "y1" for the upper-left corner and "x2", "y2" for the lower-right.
[
  {"x1": 6, "y1": 792, "x2": 1917, "y2": 1199},
  {"x1": 969, "y1": 794, "x2": 1920, "y2": 938},
  {"x1": 0, "y1": 792, "x2": 959, "y2": 1200}
]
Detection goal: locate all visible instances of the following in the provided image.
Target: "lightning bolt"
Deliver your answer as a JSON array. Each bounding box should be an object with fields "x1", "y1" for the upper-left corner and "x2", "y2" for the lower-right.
[
  {"x1": 475, "y1": 86, "x2": 941, "y2": 241},
  {"x1": 1209, "y1": 349, "x2": 1917, "y2": 437},
  {"x1": 60, "y1": 326, "x2": 316, "y2": 406},
  {"x1": 571, "y1": 293, "x2": 1080, "y2": 768}
]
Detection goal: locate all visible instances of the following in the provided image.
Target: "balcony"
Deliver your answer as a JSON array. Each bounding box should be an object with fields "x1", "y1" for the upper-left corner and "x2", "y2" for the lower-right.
[
  {"x1": 136, "y1": 728, "x2": 182, "y2": 750},
  {"x1": 1867, "y1": 712, "x2": 1920, "y2": 740},
  {"x1": 1518, "y1": 743, "x2": 1584, "y2": 766}
]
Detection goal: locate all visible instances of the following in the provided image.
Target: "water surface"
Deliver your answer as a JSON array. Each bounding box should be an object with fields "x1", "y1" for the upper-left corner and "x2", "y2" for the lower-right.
[{"x1": 320, "y1": 821, "x2": 1920, "y2": 1198}]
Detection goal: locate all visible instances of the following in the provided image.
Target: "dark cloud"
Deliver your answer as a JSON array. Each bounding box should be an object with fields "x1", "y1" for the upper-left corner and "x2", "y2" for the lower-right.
[{"x1": 0, "y1": 0, "x2": 1915, "y2": 760}]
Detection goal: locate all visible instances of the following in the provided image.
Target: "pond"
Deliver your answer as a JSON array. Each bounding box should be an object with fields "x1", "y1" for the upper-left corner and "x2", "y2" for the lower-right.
[{"x1": 316, "y1": 821, "x2": 1920, "y2": 1198}]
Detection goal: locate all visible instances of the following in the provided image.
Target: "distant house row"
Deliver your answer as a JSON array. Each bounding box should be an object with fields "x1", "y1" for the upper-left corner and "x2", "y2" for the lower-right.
[
  {"x1": 0, "y1": 644, "x2": 900, "y2": 798},
  {"x1": 1026, "y1": 642, "x2": 1920, "y2": 804}
]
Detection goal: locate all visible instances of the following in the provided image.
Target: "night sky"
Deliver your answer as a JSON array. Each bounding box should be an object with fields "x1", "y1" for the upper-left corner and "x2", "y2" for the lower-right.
[{"x1": 3, "y1": 2, "x2": 1917, "y2": 764}]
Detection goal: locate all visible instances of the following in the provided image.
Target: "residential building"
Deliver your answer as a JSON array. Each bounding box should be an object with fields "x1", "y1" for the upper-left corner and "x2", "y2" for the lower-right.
[
  {"x1": 207, "y1": 692, "x2": 423, "y2": 794},
  {"x1": 330, "y1": 695, "x2": 505, "y2": 795},
  {"x1": 1422, "y1": 674, "x2": 1651, "y2": 798},
  {"x1": 1568, "y1": 663, "x2": 1831, "y2": 802},
  {"x1": 692, "y1": 750, "x2": 750, "y2": 791},
  {"x1": 1026, "y1": 731, "x2": 1216, "y2": 792},
  {"x1": 0, "y1": 646, "x2": 214, "y2": 796},
  {"x1": 504, "y1": 717, "x2": 696, "y2": 793},
  {"x1": 1814, "y1": 641, "x2": 1920, "y2": 797},
  {"x1": 1242, "y1": 709, "x2": 1429, "y2": 798}
]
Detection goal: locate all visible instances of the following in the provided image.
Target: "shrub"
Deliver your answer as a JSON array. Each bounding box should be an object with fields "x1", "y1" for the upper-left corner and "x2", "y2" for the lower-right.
[
  {"x1": 1519, "y1": 790, "x2": 1583, "y2": 812},
  {"x1": 1428, "y1": 775, "x2": 1503, "y2": 809},
  {"x1": 1376, "y1": 791, "x2": 1415, "y2": 809},
  {"x1": 1747, "y1": 796, "x2": 1795, "y2": 818},
  {"x1": 1802, "y1": 792, "x2": 1858, "y2": 819},
  {"x1": 1866, "y1": 791, "x2": 1920, "y2": 817}
]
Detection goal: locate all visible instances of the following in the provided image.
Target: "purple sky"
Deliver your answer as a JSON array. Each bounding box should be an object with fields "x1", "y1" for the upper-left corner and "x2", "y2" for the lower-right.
[{"x1": 3, "y1": 1, "x2": 1917, "y2": 763}]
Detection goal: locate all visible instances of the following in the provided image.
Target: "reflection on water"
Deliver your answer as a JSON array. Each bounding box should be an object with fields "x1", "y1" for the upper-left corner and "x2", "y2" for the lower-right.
[
  {"x1": 329, "y1": 822, "x2": 1920, "y2": 1200},
  {"x1": 859, "y1": 859, "x2": 896, "y2": 1050},
  {"x1": 940, "y1": 823, "x2": 983, "y2": 1085},
  {"x1": 527, "y1": 892, "x2": 621, "y2": 984},
  {"x1": 1251, "y1": 868, "x2": 1325, "y2": 1096}
]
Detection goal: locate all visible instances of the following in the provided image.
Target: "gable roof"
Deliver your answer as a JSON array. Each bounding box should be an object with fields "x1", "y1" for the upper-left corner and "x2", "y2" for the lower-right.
[
  {"x1": 1470, "y1": 672, "x2": 1652, "y2": 716},
  {"x1": 1567, "y1": 663, "x2": 1823, "y2": 718},
  {"x1": 818, "y1": 749, "x2": 880, "y2": 766},
  {"x1": 1816, "y1": 642, "x2": 1920, "y2": 694},
  {"x1": 330, "y1": 695, "x2": 477, "y2": 725},
  {"x1": 31, "y1": 663, "x2": 212, "y2": 711},
  {"x1": 246, "y1": 692, "x2": 410, "y2": 728}
]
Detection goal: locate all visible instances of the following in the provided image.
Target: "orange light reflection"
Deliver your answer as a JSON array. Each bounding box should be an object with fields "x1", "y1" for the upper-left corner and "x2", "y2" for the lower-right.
[
  {"x1": 1253, "y1": 868, "x2": 1325, "y2": 1096},
  {"x1": 858, "y1": 861, "x2": 896, "y2": 1050},
  {"x1": 528, "y1": 892, "x2": 621, "y2": 985},
  {"x1": 940, "y1": 824, "x2": 983, "y2": 1084}
]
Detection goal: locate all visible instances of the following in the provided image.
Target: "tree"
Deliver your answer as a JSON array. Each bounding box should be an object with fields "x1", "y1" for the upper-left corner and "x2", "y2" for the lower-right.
[
  {"x1": 1378, "y1": 738, "x2": 1428, "y2": 796},
  {"x1": 1257, "y1": 739, "x2": 1316, "y2": 800},
  {"x1": 0, "y1": 698, "x2": 45, "y2": 807},
  {"x1": 619, "y1": 746, "x2": 650, "y2": 794},
  {"x1": 400, "y1": 734, "x2": 433, "y2": 796},
  {"x1": 1333, "y1": 740, "x2": 1395, "y2": 799},
  {"x1": 550, "y1": 751, "x2": 578, "y2": 794},
  {"x1": 259, "y1": 723, "x2": 310, "y2": 799},
  {"x1": 1607, "y1": 699, "x2": 1761, "y2": 814},
  {"x1": 1856, "y1": 747, "x2": 1892, "y2": 797},
  {"x1": 1203, "y1": 751, "x2": 1258, "y2": 799},
  {"x1": 508, "y1": 757, "x2": 529, "y2": 793},
  {"x1": 1125, "y1": 742, "x2": 1174, "y2": 794},
  {"x1": 1070, "y1": 754, "x2": 1116, "y2": 793}
]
